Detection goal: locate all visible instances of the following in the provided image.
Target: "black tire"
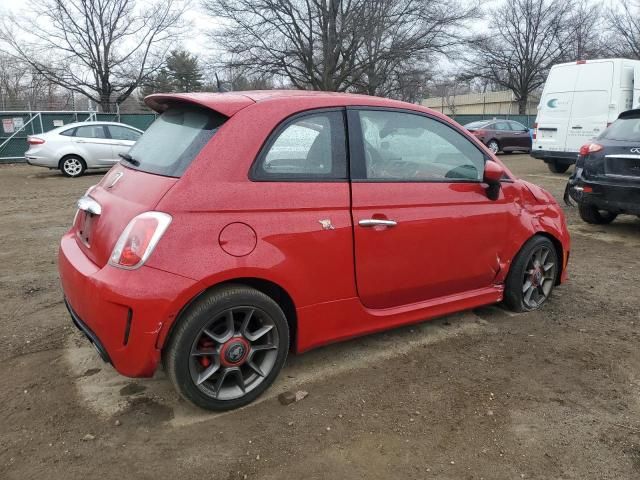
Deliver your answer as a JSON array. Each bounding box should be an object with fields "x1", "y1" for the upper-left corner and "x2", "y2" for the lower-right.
[
  {"x1": 503, "y1": 236, "x2": 559, "y2": 313},
  {"x1": 547, "y1": 161, "x2": 569, "y2": 174},
  {"x1": 487, "y1": 139, "x2": 499, "y2": 154},
  {"x1": 164, "y1": 284, "x2": 289, "y2": 411},
  {"x1": 578, "y1": 203, "x2": 617, "y2": 224},
  {"x1": 60, "y1": 155, "x2": 86, "y2": 177}
]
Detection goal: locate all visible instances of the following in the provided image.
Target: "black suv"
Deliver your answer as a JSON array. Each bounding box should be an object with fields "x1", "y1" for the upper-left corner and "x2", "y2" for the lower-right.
[{"x1": 565, "y1": 109, "x2": 640, "y2": 224}]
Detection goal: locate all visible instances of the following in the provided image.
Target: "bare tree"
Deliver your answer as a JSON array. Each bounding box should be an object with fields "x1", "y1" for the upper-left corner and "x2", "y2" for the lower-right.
[
  {"x1": 351, "y1": 0, "x2": 477, "y2": 98},
  {"x1": 0, "y1": 54, "x2": 75, "y2": 110},
  {"x1": 0, "y1": 0, "x2": 187, "y2": 112},
  {"x1": 202, "y1": 0, "x2": 476, "y2": 97},
  {"x1": 566, "y1": 0, "x2": 605, "y2": 60},
  {"x1": 466, "y1": 0, "x2": 575, "y2": 114},
  {"x1": 606, "y1": 0, "x2": 640, "y2": 59}
]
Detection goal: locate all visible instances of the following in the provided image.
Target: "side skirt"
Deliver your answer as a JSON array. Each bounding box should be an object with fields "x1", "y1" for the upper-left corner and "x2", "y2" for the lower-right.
[{"x1": 295, "y1": 285, "x2": 503, "y2": 353}]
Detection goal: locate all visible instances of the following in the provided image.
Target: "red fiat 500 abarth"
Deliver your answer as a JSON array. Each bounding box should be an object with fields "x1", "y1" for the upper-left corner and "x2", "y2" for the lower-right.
[{"x1": 59, "y1": 91, "x2": 570, "y2": 410}]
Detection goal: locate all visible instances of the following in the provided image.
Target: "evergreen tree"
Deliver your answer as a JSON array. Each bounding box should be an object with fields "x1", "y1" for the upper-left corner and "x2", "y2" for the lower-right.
[
  {"x1": 140, "y1": 68, "x2": 174, "y2": 97},
  {"x1": 166, "y1": 50, "x2": 203, "y2": 92}
]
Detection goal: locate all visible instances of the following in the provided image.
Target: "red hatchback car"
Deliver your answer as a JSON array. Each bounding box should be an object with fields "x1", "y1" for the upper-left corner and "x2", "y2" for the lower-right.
[{"x1": 59, "y1": 91, "x2": 570, "y2": 410}]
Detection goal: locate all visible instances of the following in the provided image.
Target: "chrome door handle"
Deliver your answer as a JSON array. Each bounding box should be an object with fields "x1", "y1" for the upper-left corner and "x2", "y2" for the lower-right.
[{"x1": 358, "y1": 219, "x2": 397, "y2": 228}]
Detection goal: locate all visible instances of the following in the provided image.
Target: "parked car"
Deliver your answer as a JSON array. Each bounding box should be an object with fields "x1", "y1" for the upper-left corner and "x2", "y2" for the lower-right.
[
  {"x1": 464, "y1": 119, "x2": 532, "y2": 154},
  {"x1": 564, "y1": 109, "x2": 640, "y2": 223},
  {"x1": 25, "y1": 121, "x2": 143, "y2": 177},
  {"x1": 532, "y1": 58, "x2": 640, "y2": 173},
  {"x1": 59, "y1": 91, "x2": 570, "y2": 411}
]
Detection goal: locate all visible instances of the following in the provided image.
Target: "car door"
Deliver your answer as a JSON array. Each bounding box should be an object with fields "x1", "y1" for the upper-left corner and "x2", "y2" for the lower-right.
[
  {"x1": 348, "y1": 108, "x2": 515, "y2": 310},
  {"x1": 72, "y1": 125, "x2": 113, "y2": 166},
  {"x1": 106, "y1": 125, "x2": 142, "y2": 162},
  {"x1": 493, "y1": 121, "x2": 517, "y2": 150},
  {"x1": 508, "y1": 121, "x2": 532, "y2": 149}
]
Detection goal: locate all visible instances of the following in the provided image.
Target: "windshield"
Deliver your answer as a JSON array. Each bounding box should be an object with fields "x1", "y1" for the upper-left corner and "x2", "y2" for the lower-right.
[
  {"x1": 124, "y1": 105, "x2": 226, "y2": 177},
  {"x1": 598, "y1": 116, "x2": 640, "y2": 142},
  {"x1": 464, "y1": 121, "x2": 491, "y2": 129}
]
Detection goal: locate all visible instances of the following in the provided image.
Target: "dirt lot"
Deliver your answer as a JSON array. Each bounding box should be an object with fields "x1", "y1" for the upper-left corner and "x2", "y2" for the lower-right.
[{"x1": 1, "y1": 155, "x2": 639, "y2": 480}]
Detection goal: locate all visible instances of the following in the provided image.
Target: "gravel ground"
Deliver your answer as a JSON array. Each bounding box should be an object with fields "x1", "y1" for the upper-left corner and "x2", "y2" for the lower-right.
[{"x1": 1, "y1": 156, "x2": 639, "y2": 480}]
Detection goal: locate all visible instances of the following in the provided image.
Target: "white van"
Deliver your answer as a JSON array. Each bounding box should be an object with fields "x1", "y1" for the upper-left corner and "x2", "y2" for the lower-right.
[{"x1": 531, "y1": 58, "x2": 640, "y2": 173}]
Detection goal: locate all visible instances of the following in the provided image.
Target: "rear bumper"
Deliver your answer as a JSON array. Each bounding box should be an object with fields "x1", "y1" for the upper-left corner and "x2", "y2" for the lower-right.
[
  {"x1": 581, "y1": 182, "x2": 640, "y2": 215},
  {"x1": 25, "y1": 156, "x2": 58, "y2": 168},
  {"x1": 65, "y1": 298, "x2": 111, "y2": 363},
  {"x1": 569, "y1": 169, "x2": 640, "y2": 215},
  {"x1": 58, "y1": 232, "x2": 200, "y2": 377},
  {"x1": 530, "y1": 149, "x2": 577, "y2": 165}
]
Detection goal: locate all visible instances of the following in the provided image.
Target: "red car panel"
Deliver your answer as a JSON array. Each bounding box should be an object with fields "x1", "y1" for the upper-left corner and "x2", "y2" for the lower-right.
[{"x1": 58, "y1": 91, "x2": 570, "y2": 381}]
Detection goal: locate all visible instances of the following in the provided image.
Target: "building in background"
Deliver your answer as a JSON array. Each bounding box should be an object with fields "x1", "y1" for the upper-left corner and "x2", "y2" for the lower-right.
[{"x1": 422, "y1": 90, "x2": 539, "y2": 116}]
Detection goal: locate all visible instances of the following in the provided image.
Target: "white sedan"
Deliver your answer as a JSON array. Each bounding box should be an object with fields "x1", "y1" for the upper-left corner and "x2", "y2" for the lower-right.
[{"x1": 25, "y1": 121, "x2": 143, "y2": 177}]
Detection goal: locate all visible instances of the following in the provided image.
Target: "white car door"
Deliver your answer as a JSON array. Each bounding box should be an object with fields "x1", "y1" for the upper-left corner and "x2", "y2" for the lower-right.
[
  {"x1": 106, "y1": 125, "x2": 142, "y2": 161},
  {"x1": 73, "y1": 125, "x2": 114, "y2": 167}
]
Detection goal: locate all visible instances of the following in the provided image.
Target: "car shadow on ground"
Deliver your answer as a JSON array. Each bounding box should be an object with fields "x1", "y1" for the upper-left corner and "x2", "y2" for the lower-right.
[{"x1": 65, "y1": 305, "x2": 519, "y2": 427}]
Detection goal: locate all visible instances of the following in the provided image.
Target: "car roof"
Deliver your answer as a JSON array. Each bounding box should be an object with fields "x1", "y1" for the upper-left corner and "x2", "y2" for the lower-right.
[
  {"x1": 144, "y1": 90, "x2": 440, "y2": 119},
  {"x1": 55, "y1": 121, "x2": 142, "y2": 130}
]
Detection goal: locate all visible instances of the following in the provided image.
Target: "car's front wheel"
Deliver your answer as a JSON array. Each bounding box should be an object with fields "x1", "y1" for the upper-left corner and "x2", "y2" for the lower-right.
[
  {"x1": 503, "y1": 236, "x2": 558, "y2": 312},
  {"x1": 60, "y1": 155, "x2": 86, "y2": 177},
  {"x1": 578, "y1": 203, "x2": 617, "y2": 224},
  {"x1": 164, "y1": 285, "x2": 289, "y2": 411}
]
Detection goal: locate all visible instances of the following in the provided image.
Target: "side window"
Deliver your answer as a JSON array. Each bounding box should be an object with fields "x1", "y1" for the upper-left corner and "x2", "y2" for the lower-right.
[
  {"x1": 356, "y1": 110, "x2": 485, "y2": 181},
  {"x1": 108, "y1": 125, "x2": 141, "y2": 141},
  {"x1": 495, "y1": 121, "x2": 512, "y2": 131},
  {"x1": 75, "y1": 125, "x2": 107, "y2": 139},
  {"x1": 509, "y1": 121, "x2": 528, "y2": 131},
  {"x1": 59, "y1": 128, "x2": 75, "y2": 137},
  {"x1": 253, "y1": 111, "x2": 346, "y2": 180}
]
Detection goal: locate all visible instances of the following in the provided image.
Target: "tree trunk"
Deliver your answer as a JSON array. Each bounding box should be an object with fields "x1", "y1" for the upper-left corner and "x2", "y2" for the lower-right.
[{"x1": 518, "y1": 95, "x2": 528, "y2": 115}]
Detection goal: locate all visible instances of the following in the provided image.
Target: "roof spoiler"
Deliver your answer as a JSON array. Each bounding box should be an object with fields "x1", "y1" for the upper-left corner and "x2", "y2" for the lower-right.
[
  {"x1": 144, "y1": 92, "x2": 254, "y2": 117},
  {"x1": 618, "y1": 109, "x2": 640, "y2": 120}
]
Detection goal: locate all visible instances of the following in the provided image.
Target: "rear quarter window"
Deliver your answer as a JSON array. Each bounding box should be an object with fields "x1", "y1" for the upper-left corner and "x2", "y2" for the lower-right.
[{"x1": 124, "y1": 105, "x2": 226, "y2": 177}]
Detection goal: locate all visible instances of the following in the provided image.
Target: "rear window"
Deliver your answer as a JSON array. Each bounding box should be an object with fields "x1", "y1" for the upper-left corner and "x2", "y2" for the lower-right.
[
  {"x1": 598, "y1": 116, "x2": 640, "y2": 142},
  {"x1": 123, "y1": 105, "x2": 226, "y2": 177}
]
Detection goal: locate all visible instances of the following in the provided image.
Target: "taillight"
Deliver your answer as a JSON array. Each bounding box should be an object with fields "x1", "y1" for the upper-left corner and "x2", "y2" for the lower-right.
[
  {"x1": 533, "y1": 123, "x2": 538, "y2": 140},
  {"x1": 578, "y1": 143, "x2": 603, "y2": 156},
  {"x1": 471, "y1": 129, "x2": 486, "y2": 136},
  {"x1": 109, "y1": 212, "x2": 172, "y2": 269},
  {"x1": 27, "y1": 137, "x2": 45, "y2": 145}
]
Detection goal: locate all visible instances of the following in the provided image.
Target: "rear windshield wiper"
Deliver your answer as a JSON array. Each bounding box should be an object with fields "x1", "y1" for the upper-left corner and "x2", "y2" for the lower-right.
[{"x1": 118, "y1": 152, "x2": 140, "y2": 166}]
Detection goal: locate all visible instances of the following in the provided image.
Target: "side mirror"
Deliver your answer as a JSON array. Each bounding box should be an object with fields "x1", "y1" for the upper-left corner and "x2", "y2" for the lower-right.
[{"x1": 483, "y1": 160, "x2": 504, "y2": 200}]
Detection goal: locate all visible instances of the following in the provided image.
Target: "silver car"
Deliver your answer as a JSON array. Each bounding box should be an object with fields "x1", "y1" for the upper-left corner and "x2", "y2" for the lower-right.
[{"x1": 25, "y1": 121, "x2": 143, "y2": 177}]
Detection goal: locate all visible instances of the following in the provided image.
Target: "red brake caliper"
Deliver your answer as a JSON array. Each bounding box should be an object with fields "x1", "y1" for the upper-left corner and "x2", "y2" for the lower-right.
[{"x1": 198, "y1": 339, "x2": 215, "y2": 368}]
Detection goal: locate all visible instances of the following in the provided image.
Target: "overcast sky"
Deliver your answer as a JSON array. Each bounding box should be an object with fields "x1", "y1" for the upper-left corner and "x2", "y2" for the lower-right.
[{"x1": 0, "y1": 0, "x2": 211, "y2": 56}]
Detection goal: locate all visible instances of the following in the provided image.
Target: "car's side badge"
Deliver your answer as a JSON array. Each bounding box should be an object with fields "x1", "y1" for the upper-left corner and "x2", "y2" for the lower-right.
[{"x1": 318, "y1": 219, "x2": 335, "y2": 230}]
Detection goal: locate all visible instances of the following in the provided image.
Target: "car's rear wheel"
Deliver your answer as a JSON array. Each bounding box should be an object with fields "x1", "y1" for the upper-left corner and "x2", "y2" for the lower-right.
[
  {"x1": 60, "y1": 155, "x2": 86, "y2": 177},
  {"x1": 578, "y1": 203, "x2": 617, "y2": 224},
  {"x1": 547, "y1": 160, "x2": 569, "y2": 174},
  {"x1": 503, "y1": 236, "x2": 558, "y2": 312},
  {"x1": 164, "y1": 285, "x2": 289, "y2": 411},
  {"x1": 487, "y1": 140, "x2": 499, "y2": 154}
]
